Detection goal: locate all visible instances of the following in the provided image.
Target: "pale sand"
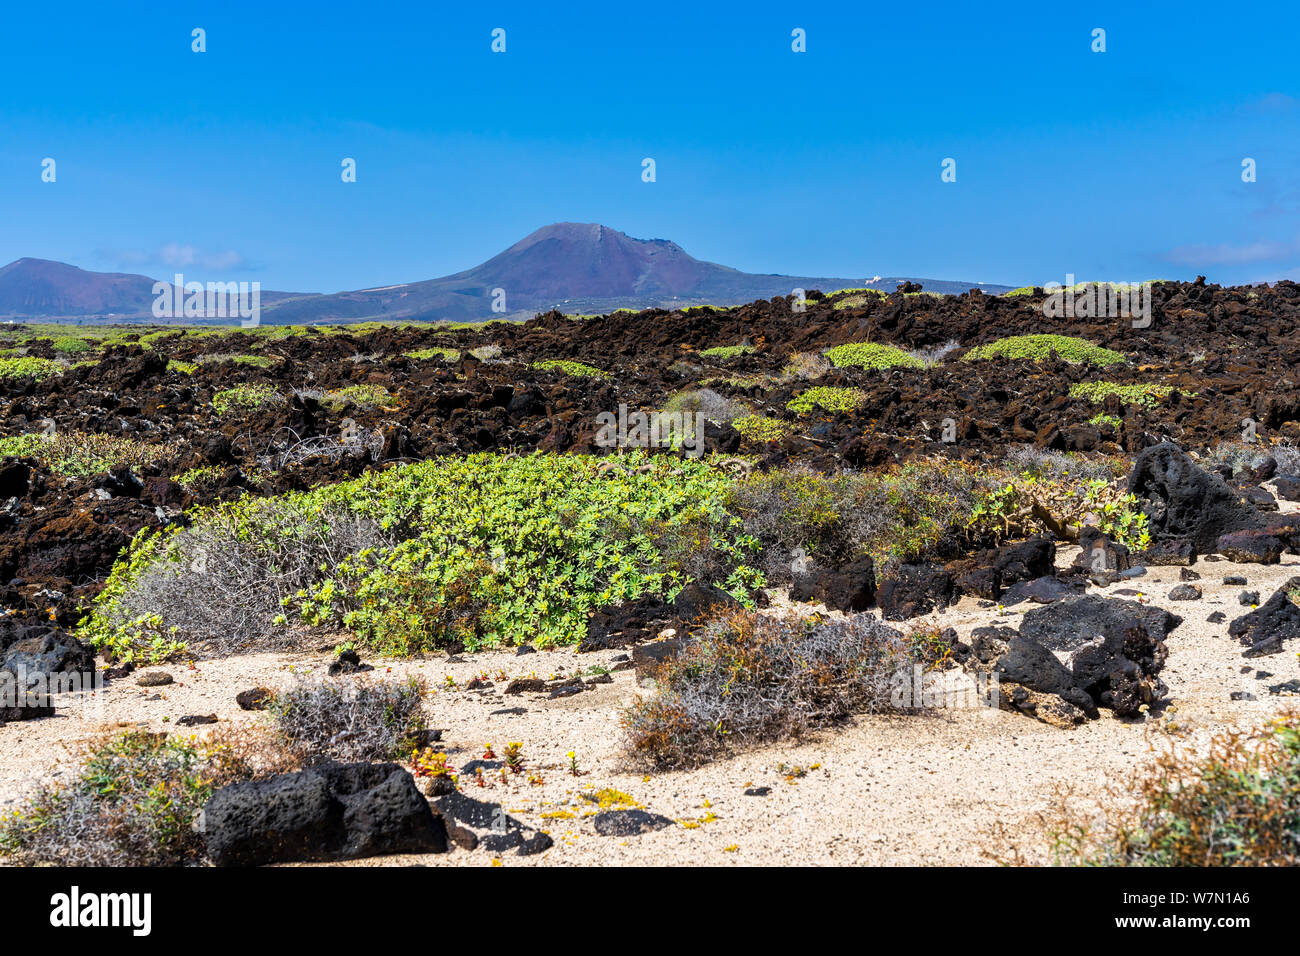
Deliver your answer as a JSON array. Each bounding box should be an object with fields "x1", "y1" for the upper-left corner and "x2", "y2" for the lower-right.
[{"x1": 3, "y1": 542, "x2": 1298, "y2": 867}]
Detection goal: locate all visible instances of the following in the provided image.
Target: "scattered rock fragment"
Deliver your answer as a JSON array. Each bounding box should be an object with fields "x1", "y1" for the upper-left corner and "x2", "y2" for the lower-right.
[{"x1": 592, "y1": 809, "x2": 675, "y2": 836}]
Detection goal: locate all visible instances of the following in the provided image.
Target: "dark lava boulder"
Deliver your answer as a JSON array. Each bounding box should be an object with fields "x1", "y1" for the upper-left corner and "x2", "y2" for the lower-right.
[
  {"x1": 1018, "y1": 595, "x2": 1181, "y2": 651},
  {"x1": 0, "y1": 622, "x2": 96, "y2": 721},
  {"x1": 877, "y1": 563, "x2": 955, "y2": 621},
  {"x1": 1001, "y1": 596, "x2": 1179, "y2": 719},
  {"x1": 1273, "y1": 475, "x2": 1300, "y2": 501},
  {"x1": 1137, "y1": 538, "x2": 1197, "y2": 566},
  {"x1": 791, "y1": 557, "x2": 876, "y2": 611},
  {"x1": 993, "y1": 636, "x2": 1099, "y2": 722},
  {"x1": 1000, "y1": 575, "x2": 1086, "y2": 606},
  {"x1": 431, "y1": 790, "x2": 552, "y2": 855},
  {"x1": 947, "y1": 537, "x2": 1055, "y2": 600},
  {"x1": 203, "y1": 762, "x2": 446, "y2": 866},
  {"x1": 580, "y1": 583, "x2": 738, "y2": 653},
  {"x1": 1216, "y1": 529, "x2": 1285, "y2": 564},
  {"x1": 1128, "y1": 443, "x2": 1262, "y2": 553},
  {"x1": 1228, "y1": 577, "x2": 1300, "y2": 657}
]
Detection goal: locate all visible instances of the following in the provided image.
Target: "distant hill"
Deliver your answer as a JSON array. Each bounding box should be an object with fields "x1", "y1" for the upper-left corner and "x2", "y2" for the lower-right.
[
  {"x1": 261, "y1": 223, "x2": 1011, "y2": 323},
  {"x1": 0, "y1": 226, "x2": 1012, "y2": 323},
  {"x1": 0, "y1": 258, "x2": 301, "y2": 321}
]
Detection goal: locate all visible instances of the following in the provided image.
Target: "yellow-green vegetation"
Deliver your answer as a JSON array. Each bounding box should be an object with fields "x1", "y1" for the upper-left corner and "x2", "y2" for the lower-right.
[
  {"x1": 962, "y1": 334, "x2": 1125, "y2": 366},
  {"x1": 699, "y1": 344, "x2": 754, "y2": 360},
  {"x1": 825, "y1": 342, "x2": 924, "y2": 371},
  {"x1": 0, "y1": 357, "x2": 64, "y2": 381},
  {"x1": 175, "y1": 465, "x2": 224, "y2": 493},
  {"x1": 787, "y1": 386, "x2": 867, "y2": 415},
  {"x1": 199, "y1": 353, "x2": 278, "y2": 368},
  {"x1": 79, "y1": 451, "x2": 762, "y2": 659},
  {"x1": 731, "y1": 414, "x2": 793, "y2": 444},
  {"x1": 0, "y1": 729, "x2": 271, "y2": 866},
  {"x1": 532, "y1": 359, "x2": 603, "y2": 378},
  {"x1": 167, "y1": 359, "x2": 198, "y2": 375},
  {"x1": 404, "y1": 347, "x2": 461, "y2": 362},
  {"x1": 733, "y1": 460, "x2": 989, "y2": 567},
  {"x1": 0, "y1": 432, "x2": 166, "y2": 478},
  {"x1": 212, "y1": 384, "x2": 282, "y2": 415},
  {"x1": 1089, "y1": 412, "x2": 1123, "y2": 429},
  {"x1": 831, "y1": 289, "x2": 888, "y2": 310},
  {"x1": 139, "y1": 329, "x2": 185, "y2": 349},
  {"x1": 320, "y1": 384, "x2": 395, "y2": 410},
  {"x1": 1069, "y1": 381, "x2": 1174, "y2": 407},
  {"x1": 970, "y1": 473, "x2": 1150, "y2": 550},
  {"x1": 1003, "y1": 287, "x2": 1038, "y2": 297},
  {"x1": 1038, "y1": 713, "x2": 1300, "y2": 866},
  {"x1": 50, "y1": 335, "x2": 95, "y2": 354},
  {"x1": 701, "y1": 374, "x2": 765, "y2": 389}
]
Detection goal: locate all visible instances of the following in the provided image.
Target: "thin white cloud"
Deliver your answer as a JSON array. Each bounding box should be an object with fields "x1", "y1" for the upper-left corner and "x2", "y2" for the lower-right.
[{"x1": 1164, "y1": 238, "x2": 1299, "y2": 267}]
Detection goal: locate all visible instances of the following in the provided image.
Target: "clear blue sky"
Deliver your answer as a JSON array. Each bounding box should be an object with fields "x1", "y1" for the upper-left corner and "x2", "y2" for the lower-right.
[{"x1": 2, "y1": 0, "x2": 1297, "y2": 292}]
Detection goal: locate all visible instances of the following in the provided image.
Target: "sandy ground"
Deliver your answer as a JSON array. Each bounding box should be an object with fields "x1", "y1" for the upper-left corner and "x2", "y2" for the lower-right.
[{"x1": 4, "y1": 530, "x2": 1299, "y2": 866}]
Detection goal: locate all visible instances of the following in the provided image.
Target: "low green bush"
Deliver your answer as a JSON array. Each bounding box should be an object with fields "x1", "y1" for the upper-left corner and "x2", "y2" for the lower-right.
[
  {"x1": 0, "y1": 357, "x2": 63, "y2": 381},
  {"x1": 699, "y1": 344, "x2": 754, "y2": 360},
  {"x1": 212, "y1": 384, "x2": 282, "y2": 414},
  {"x1": 731, "y1": 414, "x2": 792, "y2": 444},
  {"x1": 825, "y1": 342, "x2": 924, "y2": 371},
  {"x1": 1069, "y1": 381, "x2": 1174, "y2": 407},
  {"x1": 79, "y1": 452, "x2": 763, "y2": 657},
  {"x1": 962, "y1": 334, "x2": 1125, "y2": 366},
  {"x1": 0, "y1": 730, "x2": 279, "y2": 866},
  {"x1": 786, "y1": 386, "x2": 867, "y2": 415},
  {"x1": 532, "y1": 359, "x2": 603, "y2": 378},
  {"x1": 0, "y1": 432, "x2": 166, "y2": 478}
]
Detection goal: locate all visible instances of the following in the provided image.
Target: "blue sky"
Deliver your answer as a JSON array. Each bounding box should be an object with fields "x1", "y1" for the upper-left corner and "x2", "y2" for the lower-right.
[{"x1": 2, "y1": 1, "x2": 1297, "y2": 292}]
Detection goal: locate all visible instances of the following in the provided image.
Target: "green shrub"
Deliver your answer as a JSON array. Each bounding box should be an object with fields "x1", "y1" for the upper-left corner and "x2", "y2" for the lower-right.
[
  {"x1": 167, "y1": 359, "x2": 198, "y2": 375},
  {"x1": 0, "y1": 432, "x2": 166, "y2": 478},
  {"x1": 405, "y1": 347, "x2": 461, "y2": 361},
  {"x1": 825, "y1": 342, "x2": 924, "y2": 371},
  {"x1": 175, "y1": 464, "x2": 224, "y2": 492},
  {"x1": 80, "y1": 452, "x2": 763, "y2": 655},
  {"x1": 699, "y1": 344, "x2": 754, "y2": 360},
  {"x1": 320, "y1": 384, "x2": 394, "y2": 410},
  {"x1": 962, "y1": 334, "x2": 1125, "y2": 366},
  {"x1": 212, "y1": 384, "x2": 282, "y2": 414},
  {"x1": 200, "y1": 353, "x2": 277, "y2": 368},
  {"x1": 51, "y1": 335, "x2": 94, "y2": 354},
  {"x1": 1069, "y1": 381, "x2": 1174, "y2": 407},
  {"x1": 787, "y1": 386, "x2": 867, "y2": 415},
  {"x1": 1089, "y1": 413, "x2": 1123, "y2": 429},
  {"x1": 0, "y1": 357, "x2": 63, "y2": 381},
  {"x1": 532, "y1": 359, "x2": 603, "y2": 378},
  {"x1": 732, "y1": 460, "x2": 989, "y2": 576},
  {"x1": 731, "y1": 414, "x2": 792, "y2": 444}
]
